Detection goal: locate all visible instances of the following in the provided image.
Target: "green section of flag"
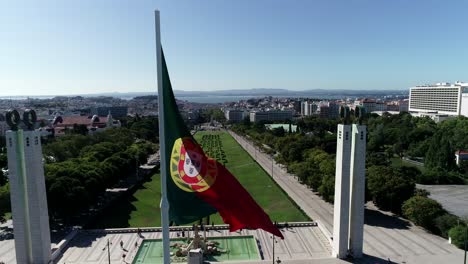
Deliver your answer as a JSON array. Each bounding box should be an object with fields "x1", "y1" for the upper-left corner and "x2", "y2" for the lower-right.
[{"x1": 161, "y1": 50, "x2": 217, "y2": 224}]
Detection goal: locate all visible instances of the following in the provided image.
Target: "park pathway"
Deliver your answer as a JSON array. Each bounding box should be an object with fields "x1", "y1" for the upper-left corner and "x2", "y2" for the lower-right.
[{"x1": 229, "y1": 130, "x2": 464, "y2": 264}]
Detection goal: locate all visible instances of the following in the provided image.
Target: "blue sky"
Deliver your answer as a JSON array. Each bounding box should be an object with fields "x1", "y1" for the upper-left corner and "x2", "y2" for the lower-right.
[{"x1": 1, "y1": 0, "x2": 468, "y2": 96}]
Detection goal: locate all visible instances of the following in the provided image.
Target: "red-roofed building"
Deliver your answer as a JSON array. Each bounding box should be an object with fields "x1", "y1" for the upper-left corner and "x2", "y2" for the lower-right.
[{"x1": 51, "y1": 113, "x2": 120, "y2": 137}]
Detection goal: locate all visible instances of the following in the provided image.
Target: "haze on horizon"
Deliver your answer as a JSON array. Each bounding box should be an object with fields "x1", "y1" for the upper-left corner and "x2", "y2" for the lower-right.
[{"x1": 1, "y1": 0, "x2": 468, "y2": 97}]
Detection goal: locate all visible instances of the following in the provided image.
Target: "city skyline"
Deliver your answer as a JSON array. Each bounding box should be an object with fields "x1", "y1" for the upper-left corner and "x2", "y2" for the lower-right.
[{"x1": 2, "y1": 0, "x2": 468, "y2": 96}]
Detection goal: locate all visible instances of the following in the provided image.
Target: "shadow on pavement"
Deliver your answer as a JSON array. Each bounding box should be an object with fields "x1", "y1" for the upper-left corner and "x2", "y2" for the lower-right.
[
  {"x1": 364, "y1": 208, "x2": 410, "y2": 230},
  {"x1": 351, "y1": 254, "x2": 398, "y2": 264}
]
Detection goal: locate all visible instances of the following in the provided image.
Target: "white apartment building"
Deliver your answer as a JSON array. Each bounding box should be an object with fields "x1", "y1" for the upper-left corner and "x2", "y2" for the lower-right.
[
  {"x1": 409, "y1": 82, "x2": 468, "y2": 116},
  {"x1": 301, "y1": 101, "x2": 308, "y2": 116},
  {"x1": 301, "y1": 101, "x2": 317, "y2": 116}
]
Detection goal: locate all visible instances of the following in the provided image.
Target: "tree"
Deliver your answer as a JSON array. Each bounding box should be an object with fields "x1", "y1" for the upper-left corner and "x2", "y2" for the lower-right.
[
  {"x1": 448, "y1": 225, "x2": 468, "y2": 249},
  {"x1": 71, "y1": 124, "x2": 89, "y2": 135},
  {"x1": 0, "y1": 136, "x2": 5, "y2": 149},
  {"x1": 439, "y1": 117, "x2": 468, "y2": 150},
  {"x1": 318, "y1": 173, "x2": 335, "y2": 203},
  {"x1": 414, "y1": 188, "x2": 430, "y2": 197},
  {"x1": 80, "y1": 142, "x2": 126, "y2": 162},
  {"x1": 434, "y1": 214, "x2": 459, "y2": 238},
  {"x1": 128, "y1": 117, "x2": 159, "y2": 142},
  {"x1": 242, "y1": 116, "x2": 251, "y2": 127},
  {"x1": 367, "y1": 124, "x2": 385, "y2": 152},
  {"x1": 289, "y1": 162, "x2": 312, "y2": 185},
  {"x1": 94, "y1": 128, "x2": 135, "y2": 146},
  {"x1": 425, "y1": 132, "x2": 457, "y2": 171},
  {"x1": 398, "y1": 166, "x2": 422, "y2": 181},
  {"x1": 210, "y1": 109, "x2": 226, "y2": 123},
  {"x1": 0, "y1": 171, "x2": 6, "y2": 187},
  {"x1": 0, "y1": 154, "x2": 7, "y2": 186},
  {"x1": 366, "y1": 152, "x2": 390, "y2": 167},
  {"x1": 418, "y1": 167, "x2": 465, "y2": 184},
  {"x1": 42, "y1": 127, "x2": 155, "y2": 220},
  {"x1": 198, "y1": 109, "x2": 226, "y2": 124},
  {"x1": 47, "y1": 176, "x2": 89, "y2": 216},
  {"x1": 271, "y1": 127, "x2": 285, "y2": 137},
  {"x1": 0, "y1": 184, "x2": 10, "y2": 223},
  {"x1": 252, "y1": 121, "x2": 267, "y2": 133},
  {"x1": 43, "y1": 134, "x2": 91, "y2": 162},
  {"x1": 402, "y1": 196, "x2": 445, "y2": 231},
  {"x1": 367, "y1": 165, "x2": 415, "y2": 213}
]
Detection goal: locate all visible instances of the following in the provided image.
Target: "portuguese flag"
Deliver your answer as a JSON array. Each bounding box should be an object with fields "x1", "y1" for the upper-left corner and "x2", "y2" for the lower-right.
[{"x1": 160, "y1": 50, "x2": 283, "y2": 239}]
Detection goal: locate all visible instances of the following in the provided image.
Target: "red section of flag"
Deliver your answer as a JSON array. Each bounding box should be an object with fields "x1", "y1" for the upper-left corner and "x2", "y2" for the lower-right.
[{"x1": 196, "y1": 160, "x2": 284, "y2": 239}]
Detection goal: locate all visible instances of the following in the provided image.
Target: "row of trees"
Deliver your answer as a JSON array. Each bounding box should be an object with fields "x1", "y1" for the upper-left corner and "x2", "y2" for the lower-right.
[
  {"x1": 232, "y1": 117, "x2": 338, "y2": 203},
  {"x1": 43, "y1": 127, "x2": 156, "y2": 220},
  {"x1": 289, "y1": 148, "x2": 335, "y2": 202},
  {"x1": 0, "y1": 117, "x2": 159, "y2": 223},
  {"x1": 231, "y1": 113, "x2": 468, "y2": 248},
  {"x1": 0, "y1": 137, "x2": 9, "y2": 222}
]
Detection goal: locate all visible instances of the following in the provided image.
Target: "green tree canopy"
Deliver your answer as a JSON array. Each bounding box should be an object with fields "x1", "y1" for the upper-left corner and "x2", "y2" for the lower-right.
[
  {"x1": 448, "y1": 225, "x2": 468, "y2": 249},
  {"x1": 425, "y1": 132, "x2": 457, "y2": 171},
  {"x1": 434, "y1": 214, "x2": 460, "y2": 238},
  {"x1": 402, "y1": 196, "x2": 445, "y2": 231},
  {"x1": 367, "y1": 165, "x2": 415, "y2": 213}
]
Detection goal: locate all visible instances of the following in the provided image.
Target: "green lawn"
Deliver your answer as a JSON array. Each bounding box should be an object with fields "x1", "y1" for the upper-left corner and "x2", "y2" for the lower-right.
[{"x1": 89, "y1": 131, "x2": 308, "y2": 228}]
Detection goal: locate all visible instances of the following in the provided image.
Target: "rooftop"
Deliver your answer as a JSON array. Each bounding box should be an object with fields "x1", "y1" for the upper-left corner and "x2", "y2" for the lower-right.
[{"x1": 414, "y1": 81, "x2": 468, "y2": 88}]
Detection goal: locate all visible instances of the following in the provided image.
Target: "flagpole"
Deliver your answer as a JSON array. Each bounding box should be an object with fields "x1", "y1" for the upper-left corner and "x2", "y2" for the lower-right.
[{"x1": 155, "y1": 10, "x2": 171, "y2": 264}]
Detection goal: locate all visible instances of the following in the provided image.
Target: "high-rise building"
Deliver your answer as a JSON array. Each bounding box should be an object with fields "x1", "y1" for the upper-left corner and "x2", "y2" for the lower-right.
[
  {"x1": 301, "y1": 101, "x2": 318, "y2": 116},
  {"x1": 301, "y1": 101, "x2": 307, "y2": 116},
  {"x1": 409, "y1": 82, "x2": 468, "y2": 116},
  {"x1": 301, "y1": 101, "x2": 309, "y2": 116}
]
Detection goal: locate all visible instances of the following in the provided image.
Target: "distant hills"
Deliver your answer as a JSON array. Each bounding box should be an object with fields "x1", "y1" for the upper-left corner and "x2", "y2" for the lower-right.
[
  {"x1": 0, "y1": 88, "x2": 408, "y2": 100},
  {"x1": 173, "y1": 88, "x2": 408, "y2": 97}
]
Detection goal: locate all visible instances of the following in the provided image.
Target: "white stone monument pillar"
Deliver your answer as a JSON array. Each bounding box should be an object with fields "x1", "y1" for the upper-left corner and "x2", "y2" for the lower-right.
[
  {"x1": 349, "y1": 124, "x2": 366, "y2": 258},
  {"x1": 332, "y1": 124, "x2": 352, "y2": 258},
  {"x1": 5, "y1": 110, "x2": 51, "y2": 264}
]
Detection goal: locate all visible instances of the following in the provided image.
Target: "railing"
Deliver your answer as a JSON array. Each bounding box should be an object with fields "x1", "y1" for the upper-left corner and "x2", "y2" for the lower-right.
[{"x1": 83, "y1": 221, "x2": 317, "y2": 234}]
